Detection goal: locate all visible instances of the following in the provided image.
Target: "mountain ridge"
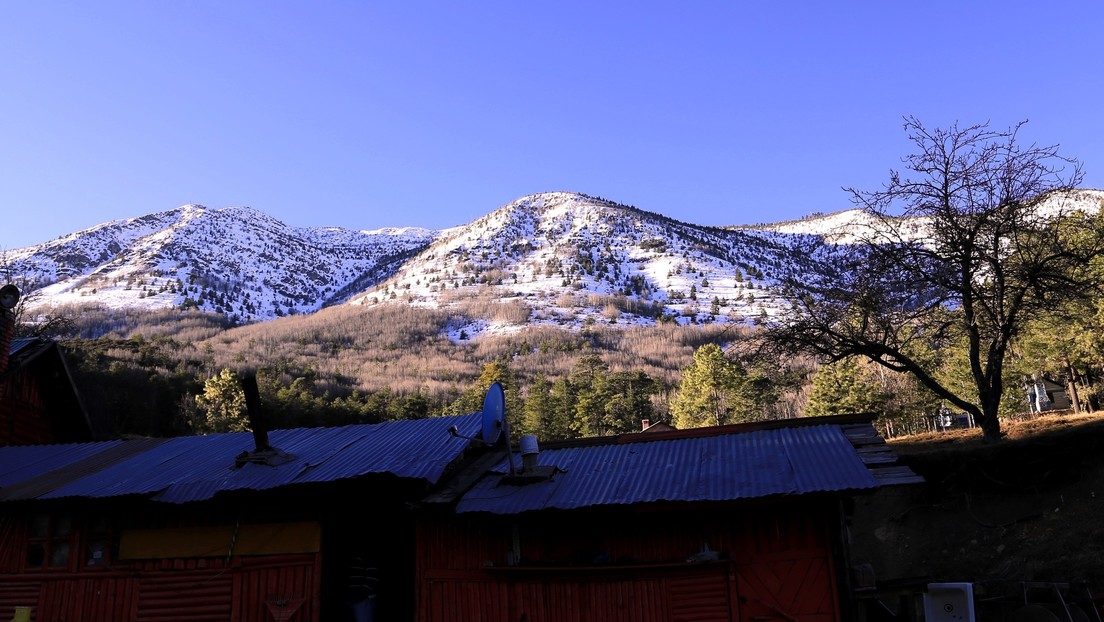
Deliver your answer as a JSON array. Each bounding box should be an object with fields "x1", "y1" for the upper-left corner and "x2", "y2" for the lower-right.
[{"x1": 7, "y1": 190, "x2": 1102, "y2": 333}]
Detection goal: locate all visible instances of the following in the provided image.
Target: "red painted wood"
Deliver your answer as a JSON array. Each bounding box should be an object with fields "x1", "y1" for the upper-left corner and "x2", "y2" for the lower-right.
[
  {"x1": 136, "y1": 569, "x2": 233, "y2": 621},
  {"x1": 735, "y1": 555, "x2": 839, "y2": 622},
  {"x1": 37, "y1": 576, "x2": 140, "y2": 621},
  {"x1": 0, "y1": 582, "x2": 40, "y2": 621},
  {"x1": 233, "y1": 556, "x2": 317, "y2": 622},
  {"x1": 416, "y1": 503, "x2": 841, "y2": 622}
]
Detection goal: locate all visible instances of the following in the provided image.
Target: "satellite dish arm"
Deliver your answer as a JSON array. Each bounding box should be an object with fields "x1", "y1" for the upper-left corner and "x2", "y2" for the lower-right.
[{"x1": 502, "y1": 419, "x2": 516, "y2": 477}]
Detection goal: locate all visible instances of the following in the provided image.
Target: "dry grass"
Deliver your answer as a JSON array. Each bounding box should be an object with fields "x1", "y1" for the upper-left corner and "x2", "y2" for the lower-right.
[{"x1": 888, "y1": 411, "x2": 1104, "y2": 454}]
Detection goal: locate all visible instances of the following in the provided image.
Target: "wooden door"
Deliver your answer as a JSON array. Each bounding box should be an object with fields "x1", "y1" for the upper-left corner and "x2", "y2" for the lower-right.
[{"x1": 734, "y1": 553, "x2": 839, "y2": 622}]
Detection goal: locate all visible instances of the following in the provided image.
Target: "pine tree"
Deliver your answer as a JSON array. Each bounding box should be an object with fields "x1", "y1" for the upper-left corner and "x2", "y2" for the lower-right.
[
  {"x1": 196, "y1": 368, "x2": 248, "y2": 433},
  {"x1": 548, "y1": 378, "x2": 578, "y2": 440},
  {"x1": 604, "y1": 370, "x2": 657, "y2": 433},
  {"x1": 805, "y1": 358, "x2": 881, "y2": 417},
  {"x1": 671, "y1": 344, "x2": 751, "y2": 428},
  {"x1": 521, "y1": 374, "x2": 575, "y2": 440},
  {"x1": 448, "y1": 361, "x2": 522, "y2": 421},
  {"x1": 569, "y1": 354, "x2": 612, "y2": 437}
]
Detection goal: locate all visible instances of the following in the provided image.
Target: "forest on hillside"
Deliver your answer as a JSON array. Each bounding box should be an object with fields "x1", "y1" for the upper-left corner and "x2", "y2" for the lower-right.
[
  {"x1": 48, "y1": 302, "x2": 808, "y2": 440},
  {"x1": 23, "y1": 272, "x2": 1104, "y2": 446}
]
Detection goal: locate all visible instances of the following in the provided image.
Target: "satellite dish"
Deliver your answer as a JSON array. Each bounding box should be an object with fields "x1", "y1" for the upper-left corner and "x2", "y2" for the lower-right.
[
  {"x1": 481, "y1": 382, "x2": 505, "y2": 445},
  {"x1": 0, "y1": 284, "x2": 19, "y2": 311}
]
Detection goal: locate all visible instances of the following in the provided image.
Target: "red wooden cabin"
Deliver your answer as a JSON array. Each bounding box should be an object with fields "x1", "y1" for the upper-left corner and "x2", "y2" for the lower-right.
[
  {"x1": 0, "y1": 355, "x2": 917, "y2": 622},
  {"x1": 0, "y1": 413, "x2": 485, "y2": 621},
  {"x1": 0, "y1": 337, "x2": 92, "y2": 447},
  {"x1": 416, "y1": 415, "x2": 920, "y2": 622}
]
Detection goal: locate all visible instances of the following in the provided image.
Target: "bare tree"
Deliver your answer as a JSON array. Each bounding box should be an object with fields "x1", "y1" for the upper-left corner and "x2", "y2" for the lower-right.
[
  {"x1": 757, "y1": 117, "x2": 1104, "y2": 441},
  {"x1": 0, "y1": 258, "x2": 74, "y2": 339}
]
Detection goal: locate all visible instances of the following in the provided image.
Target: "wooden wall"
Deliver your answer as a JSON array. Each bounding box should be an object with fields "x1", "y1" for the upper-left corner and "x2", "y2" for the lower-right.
[
  {"x1": 416, "y1": 500, "x2": 843, "y2": 622},
  {"x1": 0, "y1": 509, "x2": 322, "y2": 621},
  {"x1": 1, "y1": 370, "x2": 55, "y2": 446}
]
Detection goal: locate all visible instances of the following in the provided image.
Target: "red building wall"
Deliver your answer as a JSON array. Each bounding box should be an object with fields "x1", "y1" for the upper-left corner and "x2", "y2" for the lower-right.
[
  {"x1": 0, "y1": 370, "x2": 56, "y2": 446},
  {"x1": 415, "y1": 500, "x2": 843, "y2": 622},
  {"x1": 0, "y1": 511, "x2": 321, "y2": 622}
]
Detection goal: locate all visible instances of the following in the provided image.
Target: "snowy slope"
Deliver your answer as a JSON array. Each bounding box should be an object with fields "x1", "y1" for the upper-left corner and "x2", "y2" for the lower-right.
[
  {"x1": 6, "y1": 205, "x2": 435, "y2": 322},
  {"x1": 348, "y1": 192, "x2": 812, "y2": 337},
  {"x1": 8, "y1": 189, "x2": 1102, "y2": 332}
]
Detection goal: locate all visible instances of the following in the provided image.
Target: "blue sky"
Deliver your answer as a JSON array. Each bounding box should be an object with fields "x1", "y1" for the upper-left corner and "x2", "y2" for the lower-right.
[{"x1": 3, "y1": 2, "x2": 1102, "y2": 249}]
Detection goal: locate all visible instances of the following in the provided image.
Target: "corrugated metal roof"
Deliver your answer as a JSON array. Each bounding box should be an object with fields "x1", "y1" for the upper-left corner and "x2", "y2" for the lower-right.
[
  {"x1": 0, "y1": 440, "x2": 125, "y2": 489},
  {"x1": 454, "y1": 424, "x2": 882, "y2": 514},
  {"x1": 0, "y1": 412, "x2": 482, "y2": 504},
  {"x1": 10, "y1": 337, "x2": 37, "y2": 355},
  {"x1": 7, "y1": 338, "x2": 50, "y2": 366}
]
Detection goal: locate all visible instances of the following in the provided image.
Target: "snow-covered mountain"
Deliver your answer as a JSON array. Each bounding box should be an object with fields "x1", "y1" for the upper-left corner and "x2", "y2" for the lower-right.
[
  {"x1": 7, "y1": 189, "x2": 1102, "y2": 332},
  {"x1": 753, "y1": 188, "x2": 1104, "y2": 244},
  {"x1": 346, "y1": 192, "x2": 816, "y2": 336},
  {"x1": 5, "y1": 204, "x2": 435, "y2": 322}
]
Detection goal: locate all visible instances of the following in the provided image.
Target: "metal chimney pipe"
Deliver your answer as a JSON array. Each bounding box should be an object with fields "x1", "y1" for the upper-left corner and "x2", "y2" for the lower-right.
[
  {"x1": 240, "y1": 375, "x2": 270, "y2": 451},
  {"x1": 519, "y1": 434, "x2": 539, "y2": 472}
]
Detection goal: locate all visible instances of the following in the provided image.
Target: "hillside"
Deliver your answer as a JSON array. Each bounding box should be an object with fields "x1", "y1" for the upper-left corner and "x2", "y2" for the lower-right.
[
  {"x1": 348, "y1": 192, "x2": 810, "y2": 337},
  {"x1": 851, "y1": 412, "x2": 1104, "y2": 612},
  {"x1": 6, "y1": 204, "x2": 436, "y2": 322},
  {"x1": 9, "y1": 189, "x2": 1104, "y2": 336},
  {"x1": 3, "y1": 191, "x2": 834, "y2": 328}
]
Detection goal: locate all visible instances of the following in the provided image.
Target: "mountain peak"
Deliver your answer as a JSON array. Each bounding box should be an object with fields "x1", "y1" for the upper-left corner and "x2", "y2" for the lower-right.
[
  {"x1": 345, "y1": 192, "x2": 800, "y2": 337},
  {"x1": 14, "y1": 190, "x2": 1101, "y2": 333}
]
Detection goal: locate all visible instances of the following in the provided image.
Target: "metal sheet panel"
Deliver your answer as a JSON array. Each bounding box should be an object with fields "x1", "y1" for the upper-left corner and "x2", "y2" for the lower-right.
[
  {"x1": 0, "y1": 441, "x2": 123, "y2": 488},
  {"x1": 44, "y1": 433, "x2": 254, "y2": 500},
  {"x1": 288, "y1": 415, "x2": 480, "y2": 484},
  {"x1": 8, "y1": 337, "x2": 37, "y2": 355},
  {"x1": 0, "y1": 412, "x2": 482, "y2": 504},
  {"x1": 455, "y1": 424, "x2": 880, "y2": 514}
]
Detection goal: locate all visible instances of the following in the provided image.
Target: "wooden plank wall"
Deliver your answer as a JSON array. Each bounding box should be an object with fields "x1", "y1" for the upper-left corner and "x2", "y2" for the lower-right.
[
  {"x1": 0, "y1": 520, "x2": 319, "y2": 622},
  {"x1": 0, "y1": 372, "x2": 55, "y2": 446},
  {"x1": 416, "y1": 502, "x2": 841, "y2": 622}
]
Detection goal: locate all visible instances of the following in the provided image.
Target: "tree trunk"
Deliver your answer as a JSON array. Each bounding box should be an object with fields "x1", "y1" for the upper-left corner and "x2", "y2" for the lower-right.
[
  {"x1": 1063, "y1": 355, "x2": 1082, "y2": 414},
  {"x1": 977, "y1": 393, "x2": 1003, "y2": 441},
  {"x1": 978, "y1": 413, "x2": 1002, "y2": 441}
]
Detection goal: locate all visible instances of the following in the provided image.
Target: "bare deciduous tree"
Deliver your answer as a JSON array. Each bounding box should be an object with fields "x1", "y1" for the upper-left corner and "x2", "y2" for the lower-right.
[{"x1": 758, "y1": 117, "x2": 1104, "y2": 441}]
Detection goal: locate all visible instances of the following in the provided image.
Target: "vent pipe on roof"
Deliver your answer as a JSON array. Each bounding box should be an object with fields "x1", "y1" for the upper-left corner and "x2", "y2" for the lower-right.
[
  {"x1": 499, "y1": 434, "x2": 564, "y2": 485},
  {"x1": 519, "y1": 434, "x2": 539, "y2": 472}
]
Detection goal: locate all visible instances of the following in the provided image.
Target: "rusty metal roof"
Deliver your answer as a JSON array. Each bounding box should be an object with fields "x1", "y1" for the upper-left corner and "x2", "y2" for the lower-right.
[
  {"x1": 0, "y1": 413, "x2": 481, "y2": 504},
  {"x1": 453, "y1": 421, "x2": 898, "y2": 515}
]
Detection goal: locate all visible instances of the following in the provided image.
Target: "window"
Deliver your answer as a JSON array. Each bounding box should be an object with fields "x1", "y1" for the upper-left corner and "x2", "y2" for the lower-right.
[
  {"x1": 85, "y1": 516, "x2": 116, "y2": 567},
  {"x1": 26, "y1": 514, "x2": 73, "y2": 570},
  {"x1": 83, "y1": 517, "x2": 117, "y2": 570},
  {"x1": 25, "y1": 514, "x2": 119, "y2": 570}
]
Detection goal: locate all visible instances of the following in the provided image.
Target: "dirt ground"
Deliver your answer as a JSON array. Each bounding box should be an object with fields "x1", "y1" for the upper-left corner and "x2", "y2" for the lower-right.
[{"x1": 848, "y1": 412, "x2": 1104, "y2": 620}]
